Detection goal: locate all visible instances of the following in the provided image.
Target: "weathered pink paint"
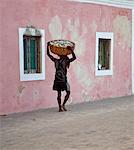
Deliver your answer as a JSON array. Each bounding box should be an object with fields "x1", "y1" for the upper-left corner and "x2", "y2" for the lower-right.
[{"x1": 0, "y1": 0, "x2": 132, "y2": 114}]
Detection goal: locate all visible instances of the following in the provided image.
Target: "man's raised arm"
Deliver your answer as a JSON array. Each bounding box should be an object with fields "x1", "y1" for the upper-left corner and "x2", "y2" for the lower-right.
[
  {"x1": 47, "y1": 42, "x2": 56, "y2": 62},
  {"x1": 67, "y1": 46, "x2": 76, "y2": 62}
]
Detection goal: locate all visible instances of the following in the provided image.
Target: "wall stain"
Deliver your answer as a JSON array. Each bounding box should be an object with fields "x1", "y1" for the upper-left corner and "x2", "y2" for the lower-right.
[
  {"x1": 113, "y1": 15, "x2": 131, "y2": 49},
  {"x1": 49, "y1": 16, "x2": 88, "y2": 57},
  {"x1": 18, "y1": 85, "x2": 25, "y2": 94}
]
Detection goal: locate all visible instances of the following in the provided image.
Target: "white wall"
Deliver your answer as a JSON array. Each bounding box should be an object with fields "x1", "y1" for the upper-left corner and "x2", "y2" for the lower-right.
[
  {"x1": 67, "y1": 0, "x2": 134, "y2": 9},
  {"x1": 132, "y1": 9, "x2": 134, "y2": 94}
]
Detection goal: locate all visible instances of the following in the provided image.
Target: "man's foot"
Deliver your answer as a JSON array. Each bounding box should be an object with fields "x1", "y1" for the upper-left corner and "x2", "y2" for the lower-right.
[
  {"x1": 59, "y1": 108, "x2": 63, "y2": 112},
  {"x1": 62, "y1": 105, "x2": 67, "y2": 111}
]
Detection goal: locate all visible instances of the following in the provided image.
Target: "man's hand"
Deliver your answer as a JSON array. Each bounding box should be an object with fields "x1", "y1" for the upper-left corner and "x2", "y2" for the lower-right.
[
  {"x1": 67, "y1": 46, "x2": 73, "y2": 52},
  {"x1": 67, "y1": 46, "x2": 76, "y2": 62}
]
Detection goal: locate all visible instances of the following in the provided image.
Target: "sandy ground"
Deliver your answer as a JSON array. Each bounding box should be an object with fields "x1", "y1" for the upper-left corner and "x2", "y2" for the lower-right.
[{"x1": 0, "y1": 96, "x2": 134, "y2": 150}]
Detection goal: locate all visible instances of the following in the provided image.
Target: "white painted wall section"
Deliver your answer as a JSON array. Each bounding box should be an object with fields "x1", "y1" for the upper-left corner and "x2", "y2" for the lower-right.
[
  {"x1": 132, "y1": 9, "x2": 134, "y2": 94},
  {"x1": 67, "y1": 0, "x2": 134, "y2": 9}
]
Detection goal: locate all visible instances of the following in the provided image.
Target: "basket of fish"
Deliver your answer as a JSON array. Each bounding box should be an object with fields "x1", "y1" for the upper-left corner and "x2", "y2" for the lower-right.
[{"x1": 48, "y1": 40, "x2": 75, "y2": 56}]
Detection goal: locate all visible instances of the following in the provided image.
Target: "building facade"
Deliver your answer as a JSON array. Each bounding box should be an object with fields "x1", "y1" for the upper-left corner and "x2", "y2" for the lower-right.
[{"x1": 0, "y1": 0, "x2": 134, "y2": 115}]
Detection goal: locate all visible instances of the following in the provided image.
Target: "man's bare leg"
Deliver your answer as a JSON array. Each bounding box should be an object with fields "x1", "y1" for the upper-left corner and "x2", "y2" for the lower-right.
[
  {"x1": 57, "y1": 90, "x2": 63, "y2": 112},
  {"x1": 62, "y1": 91, "x2": 70, "y2": 111}
]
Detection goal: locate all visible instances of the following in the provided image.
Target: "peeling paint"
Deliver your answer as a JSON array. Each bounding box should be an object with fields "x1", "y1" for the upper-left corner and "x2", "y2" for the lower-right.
[
  {"x1": 67, "y1": 18, "x2": 87, "y2": 57},
  {"x1": 67, "y1": 18, "x2": 80, "y2": 40},
  {"x1": 49, "y1": 15, "x2": 62, "y2": 39},
  {"x1": 17, "y1": 85, "x2": 25, "y2": 97},
  {"x1": 74, "y1": 62, "x2": 92, "y2": 88},
  {"x1": 18, "y1": 85, "x2": 25, "y2": 94},
  {"x1": 90, "y1": 20, "x2": 97, "y2": 32},
  {"x1": 49, "y1": 16, "x2": 87, "y2": 57},
  {"x1": 113, "y1": 15, "x2": 131, "y2": 48},
  {"x1": 82, "y1": 90, "x2": 92, "y2": 102}
]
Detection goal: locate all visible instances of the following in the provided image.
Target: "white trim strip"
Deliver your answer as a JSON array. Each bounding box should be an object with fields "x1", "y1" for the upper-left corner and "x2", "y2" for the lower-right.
[
  {"x1": 67, "y1": 0, "x2": 134, "y2": 9},
  {"x1": 132, "y1": 9, "x2": 134, "y2": 94}
]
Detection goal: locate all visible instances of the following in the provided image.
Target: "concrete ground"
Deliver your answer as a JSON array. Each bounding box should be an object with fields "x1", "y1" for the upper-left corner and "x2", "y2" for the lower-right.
[{"x1": 0, "y1": 96, "x2": 134, "y2": 150}]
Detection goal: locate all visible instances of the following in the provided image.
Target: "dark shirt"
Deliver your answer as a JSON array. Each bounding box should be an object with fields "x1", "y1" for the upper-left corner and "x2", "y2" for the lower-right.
[
  {"x1": 54, "y1": 57, "x2": 70, "y2": 83},
  {"x1": 47, "y1": 45, "x2": 76, "y2": 91}
]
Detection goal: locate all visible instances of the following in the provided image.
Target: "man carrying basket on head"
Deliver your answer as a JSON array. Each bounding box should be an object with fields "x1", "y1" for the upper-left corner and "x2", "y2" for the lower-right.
[{"x1": 47, "y1": 40, "x2": 76, "y2": 112}]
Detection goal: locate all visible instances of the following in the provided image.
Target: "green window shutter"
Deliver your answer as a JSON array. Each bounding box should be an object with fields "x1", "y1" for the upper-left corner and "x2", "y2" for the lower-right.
[
  {"x1": 30, "y1": 39, "x2": 36, "y2": 70},
  {"x1": 102, "y1": 43, "x2": 106, "y2": 67},
  {"x1": 23, "y1": 38, "x2": 28, "y2": 71},
  {"x1": 23, "y1": 35, "x2": 41, "y2": 74},
  {"x1": 36, "y1": 37, "x2": 41, "y2": 73}
]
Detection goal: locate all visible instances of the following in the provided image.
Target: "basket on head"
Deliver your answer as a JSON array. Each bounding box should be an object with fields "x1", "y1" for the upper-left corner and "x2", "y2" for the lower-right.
[{"x1": 48, "y1": 40, "x2": 75, "y2": 56}]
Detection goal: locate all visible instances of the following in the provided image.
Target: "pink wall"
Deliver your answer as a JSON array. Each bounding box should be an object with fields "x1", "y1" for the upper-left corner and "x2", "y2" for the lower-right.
[{"x1": 0, "y1": 0, "x2": 132, "y2": 114}]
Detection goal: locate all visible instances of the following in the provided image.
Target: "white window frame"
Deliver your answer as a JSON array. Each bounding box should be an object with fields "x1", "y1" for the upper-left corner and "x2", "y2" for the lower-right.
[
  {"x1": 95, "y1": 32, "x2": 114, "y2": 76},
  {"x1": 19, "y1": 28, "x2": 45, "y2": 81}
]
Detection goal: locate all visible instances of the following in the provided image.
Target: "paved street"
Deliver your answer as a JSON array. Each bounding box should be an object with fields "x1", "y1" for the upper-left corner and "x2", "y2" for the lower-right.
[{"x1": 0, "y1": 96, "x2": 134, "y2": 150}]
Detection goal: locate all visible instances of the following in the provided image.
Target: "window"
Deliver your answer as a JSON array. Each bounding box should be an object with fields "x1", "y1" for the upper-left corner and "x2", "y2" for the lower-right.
[
  {"x1": 23, "y1": 36, "x2": 41, "y2": 74},
  {"x1": 95, "y1": 32, "x2": 113, "y2": 76},
  {"x1": 19, "y1": 26, "x2": 45, "y2": 81}
]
